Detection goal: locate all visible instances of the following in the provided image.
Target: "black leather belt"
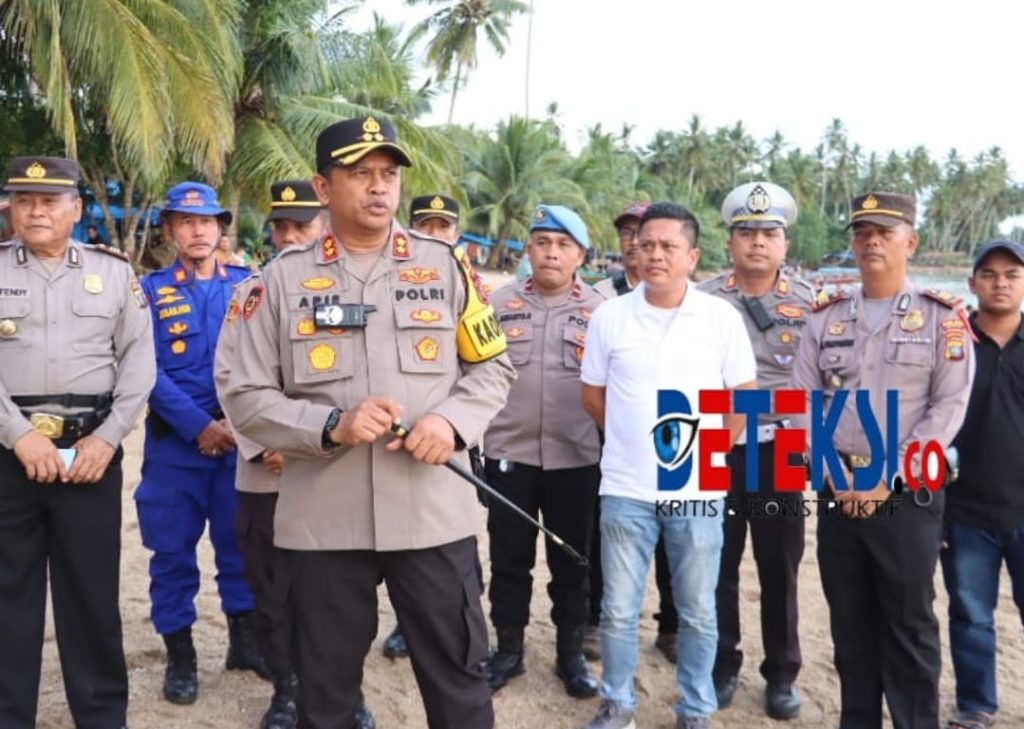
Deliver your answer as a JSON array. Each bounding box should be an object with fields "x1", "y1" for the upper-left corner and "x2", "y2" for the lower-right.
[
  {"x1": 18, "y1": 409, "x2": 107, "y2": 446},
  {"x1": 12, "y1": 392, "x2": 113, "y2": 410},
  {"x1": 147, "y1": 407, "x2": 225, "y2": 439}
]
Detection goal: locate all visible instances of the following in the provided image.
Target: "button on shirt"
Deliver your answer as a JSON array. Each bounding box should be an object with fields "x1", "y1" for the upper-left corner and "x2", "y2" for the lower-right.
[
  {"x1": 946, "y1": 314, "x2": 1024, "y2": 530},
  {"x1": 485, "y1": 276, "x2": 604, "y2": 469},
  {"x1": 581, "y1": 284, "x2": 757, "y2": 502}
]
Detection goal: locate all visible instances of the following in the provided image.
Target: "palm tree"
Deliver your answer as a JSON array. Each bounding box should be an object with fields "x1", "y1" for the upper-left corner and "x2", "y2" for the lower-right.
[
  {"x1": 0, "y1": 0, "x2": 239, "y2": 255},
  {"x1": 224, "y1": 4, "x2": 458, "y2": 234},
  {"x1": 407, "y1": 0, "x2": 527, "y2": 124},
  {"x1": 461, "y1": 116, "x2": 584, "y2": 267}
]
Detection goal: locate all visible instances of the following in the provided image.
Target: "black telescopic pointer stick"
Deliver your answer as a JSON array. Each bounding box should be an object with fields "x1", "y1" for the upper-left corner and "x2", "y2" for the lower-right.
[{"x1": 390, "y1": 422, "x2": 589, "y2": 567}]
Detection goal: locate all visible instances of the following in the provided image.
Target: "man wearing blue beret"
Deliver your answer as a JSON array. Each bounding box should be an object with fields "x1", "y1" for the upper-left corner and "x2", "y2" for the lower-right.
[
  {"x1": 136, "y1": 182, "x2": 269, "y2": 706},
  {"x1": 483, "y1": 204, "x2": 605, "y2": 699}
]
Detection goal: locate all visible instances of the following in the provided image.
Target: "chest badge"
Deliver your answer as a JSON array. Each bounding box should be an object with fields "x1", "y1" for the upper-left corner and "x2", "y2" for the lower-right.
[
  {"x1": 415, "y1": 336, "x2": 439, "y2": 362},
  {"x1": 83, "y1": 274, "x2": 103, "y2": 294},
  {"x1": 828, "y1": 322, "x2": 845, "y2": 336},
  {"x1": 308, "y1": 343, "x2": 337, "y2": 371},
  {"x1": 171, "y1": 340, "x2": 186, "y2": 355},
  {"x1": 900, "y1": 309, "x2": 924, "y2": 332},
  {"x1": 0, "y1": 319, "x2": 17, "y2": 337},
  {"x1": 167, "y1": 322, "x2": 188, "y2": 336}
]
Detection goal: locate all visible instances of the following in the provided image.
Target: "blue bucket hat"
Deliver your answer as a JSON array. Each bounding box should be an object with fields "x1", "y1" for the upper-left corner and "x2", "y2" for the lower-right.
[
  {"x1": 530, "y1": 204, "x2": 590, "y2": 250},
  {"x1": 162, "y1": 182, "x2": 233, "y2": 225}
]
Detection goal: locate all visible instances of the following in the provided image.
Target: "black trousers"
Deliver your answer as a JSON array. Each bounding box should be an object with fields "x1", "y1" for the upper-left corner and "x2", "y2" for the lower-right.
[
  {"x1": 235, "y1": 491, "x2": 292, "y2": 678},
  {"x1": 486, "y1": 460, "x2": 599, "y2": 632},
  {"x1": 713, "y1": 442, "x2": 805, "y2": 684},
  {"x1": 0, "y1": 447, "x2": 127, "y2": 729},
  {"x1": 818, "y1": 491, "x2": 944, "y2": 729},
  {"x1": 287, "y1": 537, "x2": 492, "y2": 729},
  {"x1": 590, "y1": 487, "x2": 678, "y2": 634}
]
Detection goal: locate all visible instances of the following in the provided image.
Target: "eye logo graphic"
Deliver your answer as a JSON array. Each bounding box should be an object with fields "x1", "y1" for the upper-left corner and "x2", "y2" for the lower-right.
[{"x1": 653, "y1": 390, "x2": 701, "y2": 491}]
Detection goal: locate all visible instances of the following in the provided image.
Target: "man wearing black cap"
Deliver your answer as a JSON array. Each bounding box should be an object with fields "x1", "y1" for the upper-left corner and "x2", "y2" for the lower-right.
[
  {"x1": 940, "y1": 239, "x2": 1024, "y2": 729},
  {"x1": 790, "y1": 192, "x2": 974, "y2": 729},
  {"x1": 220, "y1": 116, "x2": 515, "y2": 729},
  {"x1": 0, "y1": 156, "x2": 156, "y2": 729},
  {"x1": 409, "y1": 194, "x2": 461, "y2": 243},
  {"x1": 136, "y1": 182, "x2": 268, "y2": 707}
]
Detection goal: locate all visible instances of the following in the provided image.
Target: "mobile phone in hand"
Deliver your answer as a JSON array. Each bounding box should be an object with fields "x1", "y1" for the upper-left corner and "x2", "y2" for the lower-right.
[{"x1": 58, "y1": 448, "x2": 77, "y2": 470}]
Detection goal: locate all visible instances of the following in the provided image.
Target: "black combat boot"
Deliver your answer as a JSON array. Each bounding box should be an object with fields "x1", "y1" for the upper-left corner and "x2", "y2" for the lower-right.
[
  {"x1": 162, "y1": 627, "x2": 198, "y2": 705},
  {"x1": 555, "y1": 627, "x2": 599, "y2": 698},
  {"x1": 484, "y1": 627, "x2": 525, "y2": 693},
  {"x1": 225, "y1": 611, "x2": 273, "y2": 680},
  {"x1": 260, "y1": 673, "x2": 298, "y2": 729}
]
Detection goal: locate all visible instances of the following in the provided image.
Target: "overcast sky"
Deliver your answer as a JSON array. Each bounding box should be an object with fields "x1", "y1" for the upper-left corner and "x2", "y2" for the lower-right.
[{"x1": 352, "y1": 0, "x2": 1023, "y2": 180}]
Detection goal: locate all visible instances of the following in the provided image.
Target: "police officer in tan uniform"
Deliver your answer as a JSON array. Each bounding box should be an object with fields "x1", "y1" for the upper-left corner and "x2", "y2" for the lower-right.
[
  {"x1": 219, "y1": 116, "x2": 515, "y2": 729},
  {"x1": 0, "y1": 156, "x2": 155, "y2": 729},
  {"x1": 483, "y1": 204, "x2": 604, "y2": 699},
  {"x1": 698, "y1": 182, "x2": 813, "y2": 720},
  {"x1": 790, "y1": 192, "x2": 974, "y2": 729},
  {"x1": 216, "y1": 180, "x2": 376, "y2": 729}
]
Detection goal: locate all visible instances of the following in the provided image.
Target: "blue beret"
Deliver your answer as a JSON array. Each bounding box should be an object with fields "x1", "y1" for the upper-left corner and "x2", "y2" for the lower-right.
[
  {"x1": 530, "y1": 204, "x2": 590, "y2": 250},
  {"x1": 163, "y1": 181, "x2": 232, "y2": 224}
]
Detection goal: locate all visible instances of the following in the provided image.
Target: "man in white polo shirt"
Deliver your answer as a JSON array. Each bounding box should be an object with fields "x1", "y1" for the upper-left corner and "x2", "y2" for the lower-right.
[{"x1": 579, "y1": 202, "x2": 757, "y2": 729}]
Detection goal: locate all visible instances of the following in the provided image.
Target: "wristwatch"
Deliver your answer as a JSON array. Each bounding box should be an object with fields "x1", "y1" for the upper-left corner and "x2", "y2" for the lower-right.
[{"x1": 322, "y1": 408, "x2": 342, "y2": 449}]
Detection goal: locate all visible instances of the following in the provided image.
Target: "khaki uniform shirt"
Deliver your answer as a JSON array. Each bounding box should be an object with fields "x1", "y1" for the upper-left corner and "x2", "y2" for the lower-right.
[
  {"x1": 219, "y1": 227, "x2": 516, "y2": 551},
  {"x1": 0, "y1": 240, "x2": 156, "y2": 448},
  {"x1": 699, "y1": 272, "x2": 816, "y2": 429},
  {"x1": 485, "y1": 276, "x2": 604, "y2": 469},
  {"x1": 214, "y1": 272, "x2": 278, "y2": 493},
  {"x1": 789, "y1": 281, "x2": 974, "y2": 477}
]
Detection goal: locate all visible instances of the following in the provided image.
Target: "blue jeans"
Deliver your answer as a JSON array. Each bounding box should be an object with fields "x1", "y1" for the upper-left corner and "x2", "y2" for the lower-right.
[
  {"x1": 939, "y1": 520, "x2": 1024, "y2": 715},
  {"x1": 599, "y1": 495, "x2": 724, "y2": 718}
]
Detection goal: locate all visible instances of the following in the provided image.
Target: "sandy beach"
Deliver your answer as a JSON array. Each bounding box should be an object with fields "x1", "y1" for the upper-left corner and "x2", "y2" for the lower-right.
[{"x1": 26, "y1": 416, "x2": 1024, "y2": 729}]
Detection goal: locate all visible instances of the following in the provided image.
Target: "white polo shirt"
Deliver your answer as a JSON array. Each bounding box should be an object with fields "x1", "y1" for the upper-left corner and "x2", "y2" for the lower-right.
[{"x1": 582, "y1": 282, "x2": 756, "y2": 502}]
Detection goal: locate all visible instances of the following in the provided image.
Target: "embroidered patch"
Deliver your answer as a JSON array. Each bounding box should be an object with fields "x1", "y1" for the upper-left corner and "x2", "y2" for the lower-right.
[
  {"x1": 398, "y1": 267, "x2": 440, "y2": 285},
  {"x1": 296, "y1": 317, "x2": 315, "y2": 336},
  {"x1": 505, "y1": 298, "x2": 525, "y2": 310},
  {"x1": 410, "y1": 309, "x2": 442, "y2": 324},
  {"x1": 302, "y1": 276, "x2": 335, "y2": 291},
  {"x1": 242, "y1": 286, "x2": 263, "y2": 320},
  {"x1": 308, "y1": 343, "x2": 336, "y2": 371},
  {"x1": 415, "y1": 336, "x2": 439, "y2": 362},
  {"x1": 167, "y1": 322, "x2": 188, "y2": 336},
  {"x1": 171, "y1": 340, "x2": 186, "y2": 355},
  {"x1": 775, "y1": 304, "x2": 804, "y2": 319}
]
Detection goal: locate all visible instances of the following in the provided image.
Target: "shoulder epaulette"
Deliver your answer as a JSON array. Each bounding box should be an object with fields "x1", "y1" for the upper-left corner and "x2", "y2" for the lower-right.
[
  {"x1": 921, "y1": 288, "x2": 962, "y2": 309},
  {"x1": 281, "y1": 241, "x2": 314, "y2": 258},
  {"x1": 812, "y1": 290, "x2": 849, "y2": 313},
  {"x1": 0, "y1": 239, "x2": 13, "y2": 248},
  {"x1": 88, "y1": 243, "x2": 131, "y2": 263}
]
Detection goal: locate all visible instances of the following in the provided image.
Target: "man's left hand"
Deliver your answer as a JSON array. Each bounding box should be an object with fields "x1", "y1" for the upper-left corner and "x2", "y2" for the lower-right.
[
  {"x1": 387, "y1": 413, "x2": 455, "y2": 465},
  {"x1": 67, "y1": 435, "x2": 116, "y2": 484},
  {"x1": 835, "y1": 479, "x2": 891, "y2": 518}
]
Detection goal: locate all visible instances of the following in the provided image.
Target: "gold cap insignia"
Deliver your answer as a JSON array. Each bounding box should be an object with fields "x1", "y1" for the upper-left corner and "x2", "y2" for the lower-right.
[
  {"x1": 430, "y1": 196, "x2": 445, "y2": 210},
  {"x1": 280, "y1": 186, "x2": 296, "y2": 202},
  {"x1": 361, "y1": 116, "x2": 385, "y2": 142},
  {"x1": 25, "y1": 162, "x2": 47, "y2": 179},
  {"x1": 746, "y1": 184, "x2": 772, "y2": 214},
  {"x1": 862, "y1": 194, "x2": 879, "y2": 210}
]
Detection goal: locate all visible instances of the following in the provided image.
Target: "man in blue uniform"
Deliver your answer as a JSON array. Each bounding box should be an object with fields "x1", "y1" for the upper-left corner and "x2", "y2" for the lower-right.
[{"x1": 136, "y1": 181, "x2": 269, "y2": 706}]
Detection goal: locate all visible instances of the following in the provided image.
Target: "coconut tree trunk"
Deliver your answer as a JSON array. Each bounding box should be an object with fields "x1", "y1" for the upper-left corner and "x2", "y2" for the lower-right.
[{"x1": 446, "y1": 61, "x2": 464, "y2": 125}]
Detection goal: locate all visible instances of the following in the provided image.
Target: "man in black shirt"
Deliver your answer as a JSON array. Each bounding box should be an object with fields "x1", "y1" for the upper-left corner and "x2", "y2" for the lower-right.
[{"x1": 941, "y1": 239, "x2": 1024, "y2": 729}]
